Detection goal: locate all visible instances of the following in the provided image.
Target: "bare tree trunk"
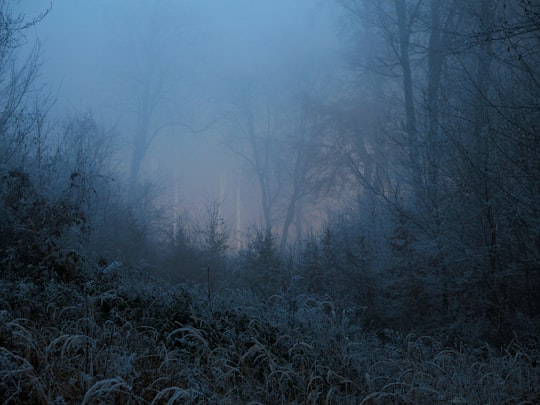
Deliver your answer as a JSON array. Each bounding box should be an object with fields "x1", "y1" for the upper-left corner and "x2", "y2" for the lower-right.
[
  {"x1": 474, "y1": 0, "x2": 499, "y2": 278},
  {"x1": 245, "y1": 101, "x2": 275, "y2": 237},
  {"x1": 394, "y1": 0, "x2": 423, "y2": 200},
  {"x1": 426, "y1": 0, "x2": 443, "y2": 206},
  {"x1": 236, "y1": 177, "x2": 242, "y2": 249},
  {"x1": 127, "y1": 61, "x2": 158, "y2": 202},
  {"x1": 280, "y1": 187, "x2": 299, "y2": 250},
  {"x1": 128, "y1": 132, "x2": 147, "y2": 201}
]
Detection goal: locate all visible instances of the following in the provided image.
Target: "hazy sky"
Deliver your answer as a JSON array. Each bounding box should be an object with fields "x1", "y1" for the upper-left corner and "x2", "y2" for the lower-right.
[
  {"x1": 18, "y1": 0, "x2": 340, "y2": 109},
  {"x1": 14, "y1": 0, "x2": 343, "y2": 233}
]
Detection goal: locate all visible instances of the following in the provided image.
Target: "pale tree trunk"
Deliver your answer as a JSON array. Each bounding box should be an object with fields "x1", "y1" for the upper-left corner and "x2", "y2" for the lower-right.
[
  {"x1": 128, "y1": 127, "x2": 148, "y2": 202},
  {"x1": 280, "y1": 158, "x2": 302, "y2": 250},
  {"x1": 245, "y1": 101, "x2": 276, "y2": 238},
  {"x1": 279, "y1": 101, "x2": 316, "y2": 250},
  {"x1": 236, "y1": 177, "x2": 242, "y2": 249},
  {"x1": 127, "y1": 61, "x2": 160, "y2": 202}
]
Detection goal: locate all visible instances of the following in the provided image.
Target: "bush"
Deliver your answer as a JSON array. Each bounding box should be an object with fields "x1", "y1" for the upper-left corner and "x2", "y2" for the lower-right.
[{"x1": 0, "y1": 168, "x2": 87, "y2": 282}]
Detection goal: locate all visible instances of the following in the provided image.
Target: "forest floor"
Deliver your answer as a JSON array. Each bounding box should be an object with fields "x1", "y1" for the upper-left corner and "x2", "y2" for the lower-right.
[{"x1": 1, "y1": 260, "x2": 539, "y2": 404}]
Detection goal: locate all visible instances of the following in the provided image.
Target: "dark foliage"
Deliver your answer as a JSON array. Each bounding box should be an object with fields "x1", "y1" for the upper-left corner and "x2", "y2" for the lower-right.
[{"x1": 0, "y1": 168, "x2": 87, "y2": 283}]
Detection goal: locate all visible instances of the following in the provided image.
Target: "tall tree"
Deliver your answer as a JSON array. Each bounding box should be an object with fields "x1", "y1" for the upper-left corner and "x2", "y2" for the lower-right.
[
  {"x1": 113, "y1": 2, "x2": 191, "y2": 201},
  {"x1": 228, "y1": 83, "x2": 284, "y2": 238},
  {"x1": 278, "y1": 92, "x2": 336, "y2": 249},
  {"x1": 336, "y1": 0, "x2": 540, "y2": 332}
]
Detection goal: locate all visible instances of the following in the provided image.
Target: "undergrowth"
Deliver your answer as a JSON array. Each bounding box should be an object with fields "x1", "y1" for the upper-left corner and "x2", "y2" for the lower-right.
[{"x1": 0, "y1": 261, "x2": 538, "y2": 404}]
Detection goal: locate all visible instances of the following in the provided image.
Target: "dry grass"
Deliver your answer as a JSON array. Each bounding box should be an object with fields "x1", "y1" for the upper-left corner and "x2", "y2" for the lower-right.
[{"x1": 0, "y1": 266, "x2": 538, "y2": 404}]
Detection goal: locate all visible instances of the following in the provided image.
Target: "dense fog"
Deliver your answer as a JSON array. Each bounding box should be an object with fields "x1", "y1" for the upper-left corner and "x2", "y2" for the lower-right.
[
  {"x1": 1, "y1": 1, "x2": 539, "y2": 403},
  {"x1": 16, "y1": 0, "x2": 342, "y2": 241}
]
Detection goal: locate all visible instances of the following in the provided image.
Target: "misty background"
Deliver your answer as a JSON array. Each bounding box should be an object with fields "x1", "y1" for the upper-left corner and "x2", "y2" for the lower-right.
[
  {"x1": 1, "y1": 0, "x2": 539, "y2": 402},
  {"x1": 7, "y1": 0, "x2": 539, "y2": 321},
  {"x1": 16, "y1": 0, "x2": 343, "y2": 244}
]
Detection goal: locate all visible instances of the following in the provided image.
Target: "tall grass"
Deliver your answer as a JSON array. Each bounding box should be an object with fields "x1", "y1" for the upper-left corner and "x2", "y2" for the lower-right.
[{"x1": 1, "y1": 265, "x2": 538, "y2": 404}]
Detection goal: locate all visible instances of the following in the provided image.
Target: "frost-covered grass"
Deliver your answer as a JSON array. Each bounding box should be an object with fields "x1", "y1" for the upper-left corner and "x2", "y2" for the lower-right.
[{"x1": 0, "y1": 264, "x2": 538, "y2": 404}]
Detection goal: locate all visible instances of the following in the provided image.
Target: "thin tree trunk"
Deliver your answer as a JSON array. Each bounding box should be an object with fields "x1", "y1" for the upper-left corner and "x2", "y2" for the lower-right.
[
  {"x1": 128, "y1": 87, "x2": 153, "y2": 201},
  {"x1": 280, "y1": 189, "x2": 298, "y2": 250},
  {"x1": 426, "y1": 0, "x2": 443, "y2": 205},
  {"x1": 475, "y1": 0, "x2": 499, "y2": 277},
  {"x1": 394, "y1": 0, "x2": 423, "y2": 200}
]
